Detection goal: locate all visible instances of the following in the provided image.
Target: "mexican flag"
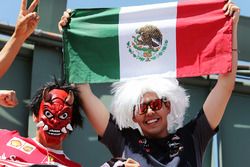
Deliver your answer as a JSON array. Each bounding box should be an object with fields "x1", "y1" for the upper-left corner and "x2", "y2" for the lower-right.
[{"x1": 63, "y1": 0, "x2": 232, "y2": 84}]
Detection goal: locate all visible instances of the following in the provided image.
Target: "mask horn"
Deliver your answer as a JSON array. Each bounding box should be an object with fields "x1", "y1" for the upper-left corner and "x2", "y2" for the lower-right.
[
  {"x1": 65, "y1": 90, "x2": 74, "y2": 106},
  {"x1": 43, "y1": 88, "x2": 52, "y2": 102}
]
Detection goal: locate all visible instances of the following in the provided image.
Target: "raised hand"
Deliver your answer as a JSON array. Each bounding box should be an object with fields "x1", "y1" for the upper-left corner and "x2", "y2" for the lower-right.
[
  {"x1": 14, "y1": 0, "x2": 40, "y2": 39},
  {"x1": 0, "y1": 90, "x2": 18, "y2": 108},
  {"x1": 58, "y1": 9, "x2": 71, "y2": 33},
  {"x1": 223, "y1": 0, "x2": 240, "y2": 25}
]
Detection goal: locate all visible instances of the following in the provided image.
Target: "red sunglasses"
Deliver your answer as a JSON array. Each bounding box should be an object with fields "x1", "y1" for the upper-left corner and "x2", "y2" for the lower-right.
[{"x1": 133, "y1": 97, "x2": 168, "y2": 115}]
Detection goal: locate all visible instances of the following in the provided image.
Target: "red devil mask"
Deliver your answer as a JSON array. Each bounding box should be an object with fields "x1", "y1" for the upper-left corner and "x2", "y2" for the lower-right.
[{"x1": 36, "y1": 88, "x2": 74, "y2": 147}]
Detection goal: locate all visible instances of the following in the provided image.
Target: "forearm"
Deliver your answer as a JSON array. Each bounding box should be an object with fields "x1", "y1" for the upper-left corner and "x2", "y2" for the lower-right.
[
  {"x1": 77, "y1": 83, "x2": 110, "y2": 137},
  {"x1": 0, "y1": 34, "x2": 26, "y2": 78},
  {"x1": 217, "y1": 22, "x2": 238, "y2": 90},
  {"x1": 203, "y1": 8, "x2": 239, "y2": 129},
  {"x1": 0, "y1": 0, "x2": 40, "y2": 79}
]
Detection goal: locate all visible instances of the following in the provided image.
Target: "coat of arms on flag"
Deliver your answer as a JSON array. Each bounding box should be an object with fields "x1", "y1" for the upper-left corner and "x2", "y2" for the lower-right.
[{"x1": 127, "y1": 25, "x2": 168, "y2": 62}]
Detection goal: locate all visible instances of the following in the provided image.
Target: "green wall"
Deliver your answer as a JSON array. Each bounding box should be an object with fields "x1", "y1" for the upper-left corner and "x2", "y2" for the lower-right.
[{"x1": 0, "y1": 45, "x2": 32, "y2": 136}]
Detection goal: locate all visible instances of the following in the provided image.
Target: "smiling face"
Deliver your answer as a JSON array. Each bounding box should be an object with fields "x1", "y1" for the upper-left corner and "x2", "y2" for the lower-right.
[
  {"x1": 132, "y1": 92, "x2": 170, "y2": 138},
  {"x1": 34, "y1": 89, "x2": 74, "y2": 149}
]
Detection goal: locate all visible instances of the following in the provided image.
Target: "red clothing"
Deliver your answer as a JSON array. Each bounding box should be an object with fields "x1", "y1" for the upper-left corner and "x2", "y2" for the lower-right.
[
  {"x1": 0, "y1": 129, "x2": 81, "y2": 167},
  {"x1": 0, "y1": 159, "x2": 33, "y2": 167}
]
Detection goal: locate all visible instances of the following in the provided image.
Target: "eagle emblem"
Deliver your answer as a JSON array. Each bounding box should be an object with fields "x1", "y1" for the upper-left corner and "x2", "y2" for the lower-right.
[{"x1": 127, "y1": 25, "x2": 168, "y2": 62}]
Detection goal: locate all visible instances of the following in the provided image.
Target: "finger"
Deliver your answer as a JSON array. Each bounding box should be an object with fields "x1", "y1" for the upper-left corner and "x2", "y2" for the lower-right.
[
  {"x1": 229, "y1": 6, "x2": 234, "y2": 16},
  {"x1": 12, "y1": 97, "x2": 19, "y2": 106},
  {"x1": 228, "y1": 3, "x2": 235, "y2": 16},
  {"x1": 58, "y1": 19, "x2": 68, "y2": 33},
  {"x1": 231, "y1": 5, "x2": 240, "y2": 15},
  {"x1": 223, "y1": 2, "x2": 230, "y2": 12},
  {"x1": 6, "y1": 91, "x2": 15, "y2": 103},
  {"x1": 59, "y1": 12, "x2": 71, "y2": 26},
  {"x1": 5, "y1": 100, "x2": 17, "y2": 107},
  {"x1": 28, "y1": 0, "x2": 40, "y2": 13},
  {"x1": 0, "y1": 102, "x2": 13, "y2": 108},
  {"x1": 222, "y1": 3, "x2": 228, "y2": 11},
  {"x1": 29, "y1": 19, "x2": 40, "y2": 31},
  {"x1": 23, "y1": 12, "x2": 39, "y2": 23},
  {"x1": 58, "y1": 24, "x2": 62, "y2": 33},
  {"x1": 4, "y1": 100, "x2": 17, "y2": 108},
  {"x1": 16, "y1": 16, "x2": 29, "y2": 28},
  {"x1": 223, "y1": 0, "x2": 234, "y2": 11},
  {"x1": 3, "y1": 97, "x2": 15, "y2": 108},
  {"x1": 61, "y1": 16, "x2": 69, "y2": 24},
  {"x1": 10, "y1": 91, "x2": 19, "y2": 106},
  {"x1": 227, "y1": 3, "x2": 237, "y2": 16},
  {"x1": 224, "y1": 3, "x2": 232, "y2": 16},
  {"x1": 20, "y1": 0, "x2": 27, "y2": 11},
  {"x1": 63, "y1": 11, "x2": 71, "y2": 19},
  {"x1": 233, "y1": 6, "x2": 240, "y2": 16},
  {"x1": 66, "y1": 9, "x2": 72, "y2": 14},
  {"x1": 58, "y1": 20, "x2": 66, "y2": 33},
  {"x1": 58, "y1": 10, "x2": 72, "y2": 33},
  {"x1": 231, "y1": 6, "x2": 240, "y2": 23}
]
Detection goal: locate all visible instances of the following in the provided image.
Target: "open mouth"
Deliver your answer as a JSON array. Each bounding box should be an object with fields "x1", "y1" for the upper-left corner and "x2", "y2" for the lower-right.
[
  {"x1": 145, "y1": 118, "x2": 160, "y2": 125},
  {"x1": 47, "y1": 129, "x2": 62, "y2": 136},
  {"x1": 36, "y1": 120, "x2": 73, "y2": 136}
]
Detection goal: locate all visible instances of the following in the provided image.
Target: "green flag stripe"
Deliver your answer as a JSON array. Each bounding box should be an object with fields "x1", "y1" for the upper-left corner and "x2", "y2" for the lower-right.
[{"x1": 63, "y1": 8, "x2": 120, "y2": 83}]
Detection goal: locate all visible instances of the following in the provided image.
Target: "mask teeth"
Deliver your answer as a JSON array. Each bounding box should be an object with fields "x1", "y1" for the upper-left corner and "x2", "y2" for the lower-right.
[
  {"x1": 61, "y1": 127, "x2": 67, "y2": 134},
  {"x1": 43, "y1": 125, "x2": 49, "y2": 131},
  {"x1": 36, "y1": 121, "x2": 44, "y2": 128},
  {"x1": 66, "y1": 124, "x2": 73, "y2": 131}
]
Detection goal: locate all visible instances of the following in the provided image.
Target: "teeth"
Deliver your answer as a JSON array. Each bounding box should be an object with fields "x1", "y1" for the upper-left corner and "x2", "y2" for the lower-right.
[
  {"x1": 66, "y1": 124, "x2": 73, "y2": 131},
  {"x1": 146, "y1": 119, "x2": 158, "y2": 124},
  {"x1": 40, "y1": 123, "x2": 70, "y2": 135},
  {"x1": 47, "y1": 128, "x2": 63, "y2": 136},
  {"x1": 48, "y1": 132, "x2": 61, "y2": 136},
  {"x1": 36, "y1": 121, "x2": 44, "y2": 128},
  {"x1": 43, "y1": 125, "x2": 49, "y2": 131},
  {"x1": 61, "y1": 127, "x2": 67, "y2": 134},
  {"x1": 40, "y1": 124, "x2": 65, "y2": 136},
  {"x1": 49, "y1": 129, "x2": 60, "y2": 133}
]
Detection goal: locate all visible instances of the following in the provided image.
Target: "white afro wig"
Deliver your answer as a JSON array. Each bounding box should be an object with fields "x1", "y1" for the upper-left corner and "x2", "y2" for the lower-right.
[{"x1": 110, "y1": 76, "x2": 189, "y2": 134}]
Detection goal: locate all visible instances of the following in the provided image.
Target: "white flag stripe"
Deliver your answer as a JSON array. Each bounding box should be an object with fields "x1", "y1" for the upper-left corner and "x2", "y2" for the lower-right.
[
  {"x1": 119, "y1": 2, "x2": 178, "y2": 79},
  {"x1": 119, "y1": 2, "x2": 178, "y2": 20}
]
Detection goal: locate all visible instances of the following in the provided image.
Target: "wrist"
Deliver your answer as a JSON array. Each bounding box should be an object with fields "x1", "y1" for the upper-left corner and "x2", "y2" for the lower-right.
[
  {"x1": 12, "y1": 32, "x2": 27, "y2": 43},
  {"x1": 232, "y1": 48, "x2": 240, "y2": 54}
]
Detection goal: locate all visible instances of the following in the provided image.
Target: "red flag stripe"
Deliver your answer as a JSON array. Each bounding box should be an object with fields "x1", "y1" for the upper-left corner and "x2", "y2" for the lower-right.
[{"x1": 176, "y1": 0, "x2": 233, "y2": 78}]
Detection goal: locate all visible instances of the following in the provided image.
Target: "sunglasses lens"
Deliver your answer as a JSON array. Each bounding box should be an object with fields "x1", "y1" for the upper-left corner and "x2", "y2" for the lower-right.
[
  {"x1": 139, "y1": 103, "x2": 148, "y2": 115},
  {"x1": 150, "y1": 99, "x2": 162, "y2": 111},
  {"x1": 138, "y1": 99, "x2": 163, "y2": 115}
]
